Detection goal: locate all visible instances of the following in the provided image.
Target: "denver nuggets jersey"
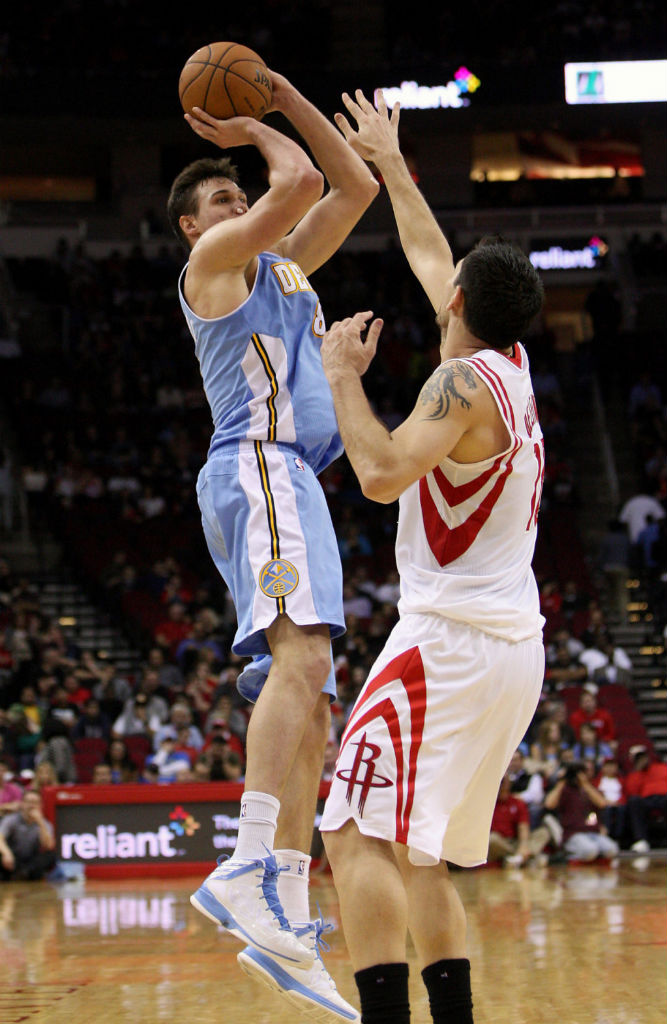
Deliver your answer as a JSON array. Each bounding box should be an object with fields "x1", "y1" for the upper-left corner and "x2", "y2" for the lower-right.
[
  {"x1": 179, "y1": 251, "x2": 343, "y2": 474},
  {"x1": 396, "y1": 343, "x2": 545, "y2": 642}
]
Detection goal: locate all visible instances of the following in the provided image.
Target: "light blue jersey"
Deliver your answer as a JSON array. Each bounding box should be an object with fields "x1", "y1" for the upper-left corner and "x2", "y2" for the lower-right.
[
  {"x1": 179, "y1": 251, "x2": 343, "y2": 475},
  {"x1": 179, "y1": 249, "x2": 345, "y2": 702}
]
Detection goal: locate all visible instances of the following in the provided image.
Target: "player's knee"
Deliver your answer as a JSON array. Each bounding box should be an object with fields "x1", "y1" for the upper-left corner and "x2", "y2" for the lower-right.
[{"x1": 295, "y1": 644, "x2": 332, "y2": 690}]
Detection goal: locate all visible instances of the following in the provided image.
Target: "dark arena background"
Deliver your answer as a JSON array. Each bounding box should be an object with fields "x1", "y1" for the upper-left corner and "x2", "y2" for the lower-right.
[{"x1": 0, "y1": 3, "x2": 665, "y2": 1022}]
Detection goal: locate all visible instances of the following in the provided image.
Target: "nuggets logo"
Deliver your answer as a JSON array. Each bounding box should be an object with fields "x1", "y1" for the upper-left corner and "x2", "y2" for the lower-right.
[
  {"x1": 168, "y1": 806, "x2": 200, "y2": 838},
  {"x1": 259, "y1": 559, "x2": 299, "y2": 598}
]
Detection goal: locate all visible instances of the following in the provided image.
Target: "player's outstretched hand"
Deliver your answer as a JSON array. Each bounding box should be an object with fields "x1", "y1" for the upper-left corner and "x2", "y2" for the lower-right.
[
  {"x1": 334, "y1": 89, "x2": 400, "y2": 165},
  {"x1": 322, "y1": 311, "x2": 383, "y2": 381},
  {"x1": 184, "y1": 107, "x2": 257, "y2": 148}
]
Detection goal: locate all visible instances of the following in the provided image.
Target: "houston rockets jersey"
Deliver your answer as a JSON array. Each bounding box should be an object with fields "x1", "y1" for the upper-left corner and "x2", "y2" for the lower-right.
[
  {"x1": 178, "y1": 251, "x2": 343, "y2": 474},
  {"x1": 396, "y1": 343, "x2": 545, "y2": 642}
]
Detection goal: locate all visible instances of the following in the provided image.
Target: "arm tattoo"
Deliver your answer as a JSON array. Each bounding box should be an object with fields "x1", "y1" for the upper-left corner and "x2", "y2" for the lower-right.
[{"x1": 418, "y1": 361, "x2": 477, "y2": 421}]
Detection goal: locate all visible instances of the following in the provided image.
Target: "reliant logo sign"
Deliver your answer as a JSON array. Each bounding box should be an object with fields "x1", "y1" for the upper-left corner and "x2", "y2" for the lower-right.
[
  {"x1": 57, "y1": 802, "x2": 206, "y2": 862},
  {"x1": 376, "y1": 67, "x2": 481, "y2": 110},
  {"x1": 61, "y1": 824, "x2": 178, "y2": 859},
  {"x1": 529, "y1": 236, "x2": 608, "y2": 270}
]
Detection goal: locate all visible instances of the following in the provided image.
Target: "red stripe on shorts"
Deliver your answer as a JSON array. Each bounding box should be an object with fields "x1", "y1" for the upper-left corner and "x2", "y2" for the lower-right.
[{"x1": 337, "y1": 646, "x2": 427, "y2": 844}]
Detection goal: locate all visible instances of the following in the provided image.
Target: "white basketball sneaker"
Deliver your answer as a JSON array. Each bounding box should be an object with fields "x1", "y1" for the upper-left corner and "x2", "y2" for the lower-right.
[
  {"x1": 237, "y1": 916, "x2": 361, "y2": 1022},
  {"x1": 190, "y1": 854, "x2": 314, "y2": 969}
]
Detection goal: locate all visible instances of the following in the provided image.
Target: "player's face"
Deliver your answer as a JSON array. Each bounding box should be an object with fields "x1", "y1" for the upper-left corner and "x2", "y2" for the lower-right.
[{"x1": 195, "y1": 177, "x2": 249, "y2": 233}]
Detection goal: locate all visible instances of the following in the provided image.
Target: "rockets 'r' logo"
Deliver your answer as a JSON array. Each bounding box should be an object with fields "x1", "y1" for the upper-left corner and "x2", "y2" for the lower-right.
[{"x1": 335, "y1": 733, "x2": 392, "y2": 816}]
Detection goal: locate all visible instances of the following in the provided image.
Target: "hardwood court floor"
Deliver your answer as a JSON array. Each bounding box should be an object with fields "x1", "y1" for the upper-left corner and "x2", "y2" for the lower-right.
[{"x1": 1, "y1": 860, "x2": 665, "y2": 1024}]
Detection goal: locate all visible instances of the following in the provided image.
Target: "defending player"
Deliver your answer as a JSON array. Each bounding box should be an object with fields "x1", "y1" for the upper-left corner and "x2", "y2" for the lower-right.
[
  {"x1": 319, "y1": 91, "x2": 546, "y2": 1024},
  {"x1": 167, "y1": 71, "x2": 378, "y2": 1022}
]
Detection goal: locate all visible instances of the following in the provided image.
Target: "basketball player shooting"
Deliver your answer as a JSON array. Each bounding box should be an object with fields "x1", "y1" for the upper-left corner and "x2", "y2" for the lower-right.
[
  {"x1": 166, "y1": 70, "x2": 378, "y2": 1022},
  {"x1": 318, "y1": 90, "x2": 547, "y2": 1024}
]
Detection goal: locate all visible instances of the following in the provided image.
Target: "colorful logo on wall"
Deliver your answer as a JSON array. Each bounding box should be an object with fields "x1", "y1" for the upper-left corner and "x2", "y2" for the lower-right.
[
  {"x1": 168, "y1": 806, "x2": 200, "y2": 838},
  {"x1": 453, "y1": 67, "x2": 481, "y2": 98}
]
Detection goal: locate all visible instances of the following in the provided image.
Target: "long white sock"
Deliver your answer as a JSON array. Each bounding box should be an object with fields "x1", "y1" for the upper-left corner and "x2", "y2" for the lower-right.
[
  {"x1": 275, "y1": 848, "x2": 311, "y2": 925},
  {"x1": 232, "y1": 791, "x2": 280, "y2": 861}
]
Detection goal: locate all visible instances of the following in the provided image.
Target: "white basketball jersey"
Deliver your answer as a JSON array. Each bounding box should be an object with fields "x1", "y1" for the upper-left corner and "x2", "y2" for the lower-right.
[{"x1": 396, "y1": 343, "x2": 545, "y2": 642}]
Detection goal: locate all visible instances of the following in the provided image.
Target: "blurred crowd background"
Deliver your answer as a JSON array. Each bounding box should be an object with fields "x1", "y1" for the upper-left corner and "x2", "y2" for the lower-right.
[{"x1": 1, "y1": 0, "x2": 665, "y2": 874}]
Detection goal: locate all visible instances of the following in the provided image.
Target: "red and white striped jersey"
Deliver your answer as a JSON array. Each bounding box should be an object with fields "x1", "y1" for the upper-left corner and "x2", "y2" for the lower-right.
[{"x1": 395, "y1": 342, "x2": 545, "y2": 642}]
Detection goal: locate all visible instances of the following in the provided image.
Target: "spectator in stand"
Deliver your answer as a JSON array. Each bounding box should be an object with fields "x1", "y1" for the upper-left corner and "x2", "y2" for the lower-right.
[
  {"x1": 111, "y1": 691, "x2": 161, "y2": 742},
  {"x1": 595, "y1": 756, "x2": 626, "y2": 845},
  {"x1": 174, "y1": 609, "x2": 225, "y2": 672},
  {"x1": 341, "y1": 579, "x2": 373, "y2": 621},
  {"x1": 92, "y1": 763, "x2": 114, "y2": 784},
  {"x1": 598, "y1": 519, "x2": 631, "y2": 622},
  {"x1": 619, "y1": 489, "x2": 666, "y2": 570},
  {"x1": 559, "y1": 580, "x2": 588, "y2": 623},
  {"x1": 103, "y1": 738, "x2": 137, "y2": 783},
  {"x1": 0, "y1": 756, "x2": 23, "y2": 816},
  {"x1": 71, "y1": 696, "x2": 111, "y2": 742},
  {"x1": 134, "y1": 668, "x2": 170, "y2": 725},
  {"x1": 578, "y1": 632, "x2": 632, "y2": 685},
  {"x1": 0, "y1": 789, "x2": 56, "y2": 881},
  {"x1": 545, "y1": 698, "x2": 578, "y2": 748},
  {"x1": 47, "y1": 686, "x2": 79, "y2": 732},
  {"x1": 506, "y1": 748, "x2": 545, "y2": 829},
  {"x1": 17, "y1": 685, "x2": 42, "y2": 731},
  {"x1": 637, "y1": 515, "x2": 662, "y2": 573},
  {"x1": 628, "y1": 371, "x2": 662, "y2": 423},
  {"x1": 153, "y1": 599, "x2": 192, "y2": 659},
  {"x1": 202, "y1": 717, "x2": 245, "y2": 765},
  {"x1": 544, "y1": 640, "x2": 587, "y2": 688},
  {"x1": 3, "y1": 703, "x2": 41, "y2": 771},
  {"x1": 569, "y1": 684, "x2": 616, "y2": 745},
  {"x1": 184, "y1": 653, "x2": 221, "y2": 719},
  {"x1": 61, "y1": 669, "x2": 92, "y2": 710},
  {"x1": 529, "y1": 719, "x2": 571, "y2": 786},
  {"x1": 539, "y1": 578, "x2": 563, "y2": 631},
  {"x1": 153, "y1": 701, "x2": 203, "y2": 754},
  {"x1": 26, "y1": 759, "x2": 58, "y2": 795},
  {"x1": 624, "y1": 746, "x2": 667, "y2": 853},
  {"x1": 34, "y1": 717, "x2": 77, "y2": 783},
  {"x1": 146, "y1": 734, "x2": 193, "y2": 781},
  {"x1": 204, "y1": 693, "x2": 248, "y2": 746},
  {"x1": 90, "y1": 659, "x2": 133, "y2": 723},
  {"x1": 543, "y1": 762, "x2": 618, "y2": 863},
  {"x1": 572, "y1": 722, "x2": 613, "y2": 770},
  {"x1": 145, "y1": 645, "x2": 184, "y2": 700},
  {"x1": 487, "y1": 773, "x2": 551, "y2": 868}
]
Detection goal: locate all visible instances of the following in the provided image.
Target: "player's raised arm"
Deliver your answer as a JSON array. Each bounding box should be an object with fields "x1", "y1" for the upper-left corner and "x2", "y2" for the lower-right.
[
  {"x1": 267, "y1": 72, "x2": 380, "y2": 274},
  {"x1": 321, "y1": 315, "x2": 479, "y2": 504},
  {"x1": 181, "y1": 108, "x2": 323, "y2": 274},
  {"x1": 335, "y1": 90, "x2": 455, "y2": 314}
]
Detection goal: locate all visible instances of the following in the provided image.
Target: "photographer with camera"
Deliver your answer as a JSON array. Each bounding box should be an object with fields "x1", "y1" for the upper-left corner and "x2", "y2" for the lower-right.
[{"x1": 543, "y1": 761, "x2": 619, "y2": 863}]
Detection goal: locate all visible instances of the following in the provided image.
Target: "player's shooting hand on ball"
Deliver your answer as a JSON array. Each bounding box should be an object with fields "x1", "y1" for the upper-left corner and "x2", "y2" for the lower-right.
[
  {"x1": 322, "y1": 311, "x2": 383, "y2": 381},
  {"x1": 335, "y1": 89, "x2": 400, "y2": 166},
  {"x1": 184, "y1": 107, "x2": 257, "y2": 148}
]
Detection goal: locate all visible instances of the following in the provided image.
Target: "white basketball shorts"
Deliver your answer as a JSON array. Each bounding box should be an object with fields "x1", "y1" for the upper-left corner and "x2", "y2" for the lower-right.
[{"x1": 320, "y1": 611, "x2": 544, "y2": 867}]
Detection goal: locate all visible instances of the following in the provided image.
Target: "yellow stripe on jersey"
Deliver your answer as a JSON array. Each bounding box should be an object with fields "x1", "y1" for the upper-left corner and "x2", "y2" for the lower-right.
[
  {"x1": 253, "y1": 440, "x2": 285, "y2": 614},
  {"x1": 251, "y1": 333, "x2": 279, "y2": 442}
]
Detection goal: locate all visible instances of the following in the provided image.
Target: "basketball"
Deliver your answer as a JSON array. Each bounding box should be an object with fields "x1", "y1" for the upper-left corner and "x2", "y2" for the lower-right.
[{"x1": 178, "y1": 42, "x2": 272, "y2": 121}]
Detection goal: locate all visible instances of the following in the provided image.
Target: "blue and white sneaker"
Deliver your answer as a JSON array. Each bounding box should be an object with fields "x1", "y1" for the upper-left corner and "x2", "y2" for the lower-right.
[
  {"x1": 237, "y1": 917, "x2": 360, "y2": 1022},
  {"x1": 236, "y1": 654, "x2": 272, "y2": 704},
  {"x1": 190, "y1": 854, "x2": 314, "y2": 969}
]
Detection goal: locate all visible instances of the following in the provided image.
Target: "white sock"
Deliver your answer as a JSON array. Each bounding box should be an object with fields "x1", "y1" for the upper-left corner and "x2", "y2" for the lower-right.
[
  {"x1": 232, "y1": 791, "x2": 280, "y2": 861},
  {"x1": 275, "y1": 848, "x2": 311, "y2": 925}
]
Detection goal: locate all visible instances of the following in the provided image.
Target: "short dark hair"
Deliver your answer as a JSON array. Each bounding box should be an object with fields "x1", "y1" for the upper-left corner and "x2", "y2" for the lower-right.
[
  {"x1": 167, "y1": 157, "x2": 240, "y2": 250},
  {"x1": 456, "y1": 237, "x2": 544, "y2": 349}
]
